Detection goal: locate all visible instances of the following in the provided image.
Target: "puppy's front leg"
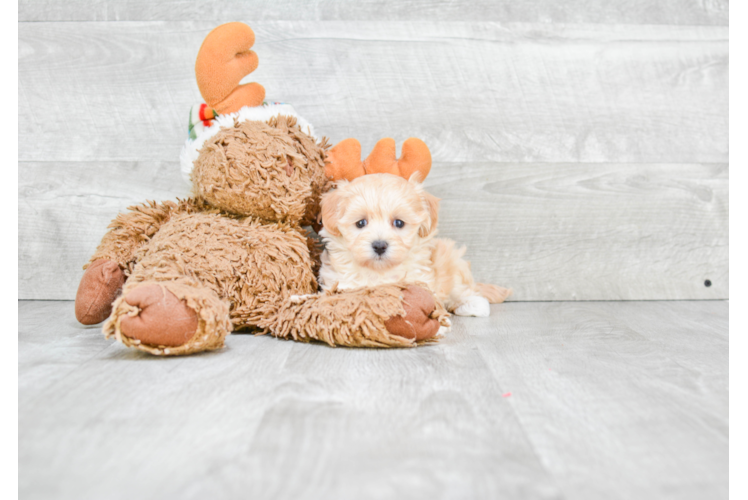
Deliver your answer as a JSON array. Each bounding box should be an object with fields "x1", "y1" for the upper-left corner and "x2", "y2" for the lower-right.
[
  {"x1": 437, "y1": 316, "x2": 453, "y2": 335},
  {"x1": 289, "y1": 294, "x2": 315, "y2": 304}
]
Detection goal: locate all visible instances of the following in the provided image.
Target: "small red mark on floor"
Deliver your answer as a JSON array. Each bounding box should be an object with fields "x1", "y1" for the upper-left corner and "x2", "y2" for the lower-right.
[{"x1": 502, "y1": 392, "x2": 512, "y2": 398}]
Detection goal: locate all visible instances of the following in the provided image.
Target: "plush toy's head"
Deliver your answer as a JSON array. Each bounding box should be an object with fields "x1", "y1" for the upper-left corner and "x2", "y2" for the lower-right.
[{"x1": 191, "y1": 115, "x2": 329, "y2": 225}]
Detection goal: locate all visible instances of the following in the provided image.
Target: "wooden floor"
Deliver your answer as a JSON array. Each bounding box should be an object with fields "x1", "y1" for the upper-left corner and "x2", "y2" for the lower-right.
[{"x1": 19, "y1": 299, "x2": 728, "y2": 500}]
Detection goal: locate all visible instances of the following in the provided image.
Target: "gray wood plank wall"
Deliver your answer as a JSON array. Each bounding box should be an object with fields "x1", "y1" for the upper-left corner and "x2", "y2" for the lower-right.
[
  {"x1": 725, "y1": 33, "x2": 748, "y2": 299},
  {"x1": 18, "y1": 2, "x2": 729, "y2": 301},
  {"x1": 18, "y1": 0, "x2": 729, "y2": 24}
]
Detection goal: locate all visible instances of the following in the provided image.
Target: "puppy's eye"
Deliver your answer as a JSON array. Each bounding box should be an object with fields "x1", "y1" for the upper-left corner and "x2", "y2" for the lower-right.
[
  {"x1": 356, "y1": 219, "x2": 368, "y2": 229},
  {"x1": 393, "y1": 219, "x2": 405, "y2": 229}
]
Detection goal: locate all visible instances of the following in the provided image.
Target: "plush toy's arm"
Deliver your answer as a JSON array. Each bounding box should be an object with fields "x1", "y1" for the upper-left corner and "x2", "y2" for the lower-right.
[
  {"x1": 261, "y1": 283, "x2": 450, "y2": 348},
  {"x1": 75, "y1": 198, "x2": 209, "y2": 324}
]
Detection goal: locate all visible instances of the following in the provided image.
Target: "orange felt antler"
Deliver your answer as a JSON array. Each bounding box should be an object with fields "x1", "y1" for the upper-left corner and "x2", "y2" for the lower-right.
[
  {"x1": 325, "y1": 138, "x2": 365, "y2": 181},
  {"x1": 325, "y1": 137, "x2": 432, "y2": 182},
  {"x1": 195, "y1": 22, "x2": 266, "y2": 114}
]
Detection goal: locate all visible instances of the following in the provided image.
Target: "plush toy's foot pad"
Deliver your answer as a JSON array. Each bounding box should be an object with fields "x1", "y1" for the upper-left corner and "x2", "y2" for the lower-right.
[
  {"x1": 384, "y1": 285, "x2": 441, "y2": 341},
  {"x1": 119, "y1": 284, "x2": 199, "y2": 347},
  {"x1": 75, "y1": 259, "x2": 127, "y2": 325}
]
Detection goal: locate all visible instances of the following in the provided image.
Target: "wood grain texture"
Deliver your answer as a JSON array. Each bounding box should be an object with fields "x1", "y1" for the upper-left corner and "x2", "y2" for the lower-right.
[
  {"x1": 18, "y1": 0, "x2": 729, "y2": 25},
  {"x1": 19, "y1": 22, "x2": 727, "y2": 164},
  {"x1": 18, "y1": 161, "x2": 191, "y2": 300},
  {"x1": 725, "y1": 35, "x2": 748, "y2": 302},
  {"x1": 724, "y1": 300, "x2": 748, "y2": 448},
  {"x1": 426, "y1": 161, "x2": 728, "y2": 301},
  {"x1": 467, "y1": 300, "x2": 728, "y2": 500},
  {"x1": 19, "y1": 160, "x2": 727, "y2": 301},
  {"x1": 18, "y1": 299, "x2": 729, "y2": 500},
  {"x1": 726, "y1": 164, "x2": 748, "y2": 299},
  {"x1": 17, "y1": 17, "x2": 729, "y2": 301}
]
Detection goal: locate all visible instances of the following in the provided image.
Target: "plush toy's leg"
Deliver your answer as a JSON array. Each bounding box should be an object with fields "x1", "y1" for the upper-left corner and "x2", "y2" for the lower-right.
[
  {"x1": 75, "y1": 199, "x2": 207, "y2": 326},
  {"x1": 103, "y1": 277, "x2": 231, "y2": 356},
  {"x1": 75, "y1": 259, "x2": 127, "y2": 324},
  {"x1": 264, "y1": 284, "x2": 450, "y2": 348}
]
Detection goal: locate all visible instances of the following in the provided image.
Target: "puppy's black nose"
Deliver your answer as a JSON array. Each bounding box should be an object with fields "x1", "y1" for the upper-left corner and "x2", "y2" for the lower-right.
[{"x1": 372, "y1": 240, "x2": 388, "y2": 255}]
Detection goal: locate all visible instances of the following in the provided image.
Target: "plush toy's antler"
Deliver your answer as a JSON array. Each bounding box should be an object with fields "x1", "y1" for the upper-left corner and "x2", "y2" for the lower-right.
[
  {"x1": 325, "y1": 137, "x2": 432, "y2": 182},
  {"x1": 195, "y1": 22, "x2": 265, "y2": 114}
]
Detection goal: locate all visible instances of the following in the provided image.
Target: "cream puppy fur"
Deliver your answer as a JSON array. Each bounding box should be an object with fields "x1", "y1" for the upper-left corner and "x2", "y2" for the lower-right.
[{"x1": 318, "y1": 173, "x2": 511, "y2": 317}]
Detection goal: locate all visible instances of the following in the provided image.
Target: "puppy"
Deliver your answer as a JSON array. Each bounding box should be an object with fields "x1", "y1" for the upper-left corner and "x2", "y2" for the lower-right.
[{"x1": 318, "y1": 173, "x2": 511, "y2": 316}]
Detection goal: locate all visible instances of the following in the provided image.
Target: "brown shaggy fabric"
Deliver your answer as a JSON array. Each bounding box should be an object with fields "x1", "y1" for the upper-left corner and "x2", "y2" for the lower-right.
[
  {"x1": 263, "y1": 283, "x2": 450, "y2": 348},
  {"x1": 266, "y1": 115, "x2": 331, "y2": 226},
  {"x1": 191, "y1": 116, "x2": 329, "y2": 224},
  {"x1": 98, "y1": 210, "x2": 318, "y2": 355},
  {"x1": 305, "y1": 231, "x2": 324, "y2": 277},
  {"x1": 126, "y1": 212, "x2": 317, "y2": 331},
  {"x1": 87, "y1": 198, "x2": 211, "y2": 274}
]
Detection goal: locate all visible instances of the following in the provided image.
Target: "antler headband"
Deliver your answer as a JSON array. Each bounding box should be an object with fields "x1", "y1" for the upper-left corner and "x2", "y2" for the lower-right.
[{"x1": 325, "y1": 137, "x2": 432, "y2": 182}]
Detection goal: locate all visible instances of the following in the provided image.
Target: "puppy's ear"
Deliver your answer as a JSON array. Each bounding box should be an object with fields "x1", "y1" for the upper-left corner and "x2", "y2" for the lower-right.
[
  {"x1": 320, "y1": 186, "x2": 345, "y2": 236},
  {"x1": 418, "y1": 191, "x2": 440, "y2": 237},
  {"x1": 408, "y1": 171, "x2": 425, "y2": 184}
]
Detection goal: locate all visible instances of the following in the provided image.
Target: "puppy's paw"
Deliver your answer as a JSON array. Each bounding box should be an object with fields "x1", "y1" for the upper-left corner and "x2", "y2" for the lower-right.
[
  {"x1": 454, "y1": 296, "x2": 490, "y2": 317},
  {"x1": 437, "y1": 324, "x2": 451, "y2": 336},
  {"x1": 289, "y1": 294, "x2": 314, "y2": 304}
]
